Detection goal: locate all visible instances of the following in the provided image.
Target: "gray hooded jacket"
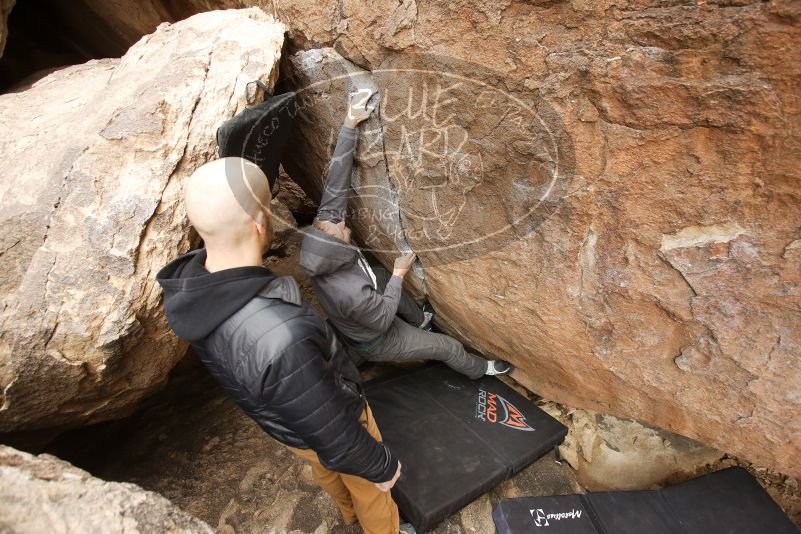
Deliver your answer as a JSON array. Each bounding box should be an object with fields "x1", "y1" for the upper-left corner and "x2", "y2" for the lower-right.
[{"x1": 300, "y1": 125, "x2": 404, "y2": 344}]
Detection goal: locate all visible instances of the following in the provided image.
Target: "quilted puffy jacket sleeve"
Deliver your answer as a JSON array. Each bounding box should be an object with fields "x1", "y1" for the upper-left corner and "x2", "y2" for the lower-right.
[{"x1": 256, "y1": 330, "x2": 398, "y2": 483}]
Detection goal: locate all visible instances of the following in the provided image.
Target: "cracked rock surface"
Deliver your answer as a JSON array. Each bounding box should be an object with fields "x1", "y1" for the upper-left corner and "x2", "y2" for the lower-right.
[{"x1": 0, "y1": 9, "x2": 285, "y2": 432}]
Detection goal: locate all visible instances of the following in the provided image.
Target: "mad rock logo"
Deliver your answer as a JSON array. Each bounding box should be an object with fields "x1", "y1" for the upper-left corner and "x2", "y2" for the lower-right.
[
  {"x1": 530, "y1": 508, "x2": 583, "y2": 527},
  {"x1": 475, "y1": 389, "x2": 534, "y2": 431}
]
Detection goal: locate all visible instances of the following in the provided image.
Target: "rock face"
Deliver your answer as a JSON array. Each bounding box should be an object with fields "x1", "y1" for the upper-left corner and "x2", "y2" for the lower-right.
[
  {"x1": 0, "y1": 9, "x2": 285, "y2": 432},
  {"x1": 269, "y1": 197, "x2": 300, "y2": 251},
  {"x1": 0, "y1": 445, "x2": 213, "y2": 533},
  {"x1": 52, "y1": 0, "x2": 246, "y2": 54},
  {"x1": 270, "y1": 0, "x2": 801, "y2": 479}
]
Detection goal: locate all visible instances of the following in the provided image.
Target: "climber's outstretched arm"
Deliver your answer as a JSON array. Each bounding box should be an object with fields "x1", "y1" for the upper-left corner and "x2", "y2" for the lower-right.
[{"x1": 315, "y1": 89, "x2": 375, "y2": 223}]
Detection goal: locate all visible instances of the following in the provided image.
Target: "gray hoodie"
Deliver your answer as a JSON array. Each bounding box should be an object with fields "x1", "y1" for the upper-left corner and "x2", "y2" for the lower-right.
[{"x1": 300, "y1": 125, "x2": 404, "y2": 344}]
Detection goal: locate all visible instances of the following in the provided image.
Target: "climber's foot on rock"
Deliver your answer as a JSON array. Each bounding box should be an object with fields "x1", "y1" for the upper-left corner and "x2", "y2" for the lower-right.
[
  {"x1": 485, "y1": 360, "x2": 513, "y2": 376},
  {"x1": 400, "y1": 522, "x2": 417, "y2": 534},
  {"x1": 419, "y1": 301, "x2": 435, "y2": 331}
]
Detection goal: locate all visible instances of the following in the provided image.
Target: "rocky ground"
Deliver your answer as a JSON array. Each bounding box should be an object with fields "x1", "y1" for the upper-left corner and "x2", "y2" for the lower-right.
[{"x1": 49, "y1": 356, "x2": 581, "y2": 534}]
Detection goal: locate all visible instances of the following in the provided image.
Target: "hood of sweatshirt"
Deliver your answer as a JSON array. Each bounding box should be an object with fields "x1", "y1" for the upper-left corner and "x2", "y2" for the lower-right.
[
  {"x1": 300, "y1": 226, "x2": 361, "y2": 277},
  {"x1": 155, "y1": 249, "x2": 275, "y2": 342}
]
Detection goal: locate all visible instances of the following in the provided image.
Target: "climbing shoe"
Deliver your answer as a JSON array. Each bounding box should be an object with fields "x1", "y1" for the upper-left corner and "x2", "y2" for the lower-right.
[
  {"x1": 419, "y1": 311, "x2": 434, "y2": 330},
  {"x1": 419, "y1": 301, "x2": 435, "y2": 331},
  {"x1": 486, "y1": 360, "x2": 513, "y2": 376},
  {"x1": 399, "y1": 523, "x2": 417, "y2": 534}
]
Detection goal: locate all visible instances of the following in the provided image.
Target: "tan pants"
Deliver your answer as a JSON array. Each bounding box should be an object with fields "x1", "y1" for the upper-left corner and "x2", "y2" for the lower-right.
[{"x1": 286, "y1": 405, "x2": 400, "y2": 534}]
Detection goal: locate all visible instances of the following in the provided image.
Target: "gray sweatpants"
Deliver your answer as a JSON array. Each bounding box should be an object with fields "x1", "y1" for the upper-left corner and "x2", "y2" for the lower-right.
[{"x1": 351, "y1": 266, "x2": 488, "y2": 379}]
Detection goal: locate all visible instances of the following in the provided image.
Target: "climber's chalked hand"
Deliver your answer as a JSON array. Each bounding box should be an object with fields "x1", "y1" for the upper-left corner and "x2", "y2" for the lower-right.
[
  {"x1": 345, "y1": 88, "x2": 376, "y2": 128},
  {"x1": 393, "y1": 252, "x2": 417, "y2": 278}
]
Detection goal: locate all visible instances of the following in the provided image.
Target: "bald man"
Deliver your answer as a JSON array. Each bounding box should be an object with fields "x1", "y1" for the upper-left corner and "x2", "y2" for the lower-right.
[{"x1": 156, "y1": 157, "x2": 405, "y2": 534}]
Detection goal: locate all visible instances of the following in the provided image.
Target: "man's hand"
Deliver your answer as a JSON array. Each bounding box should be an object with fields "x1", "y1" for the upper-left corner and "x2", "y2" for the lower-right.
[
  {"x1": 393, "y1": 252, "x2": 417, "y2": 278},
  {"x1": 344, "y1": 88, "x2": 376, "y2": 128},
  {"x1": 375, "y1": 461, "x2": 401, "y2": 493}
]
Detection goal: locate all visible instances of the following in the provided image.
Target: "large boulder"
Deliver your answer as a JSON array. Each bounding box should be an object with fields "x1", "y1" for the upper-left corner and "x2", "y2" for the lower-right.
[
  {"x1": 275, "y1": 0, "x2": 801, "y2": 480},
  {"x1": 0, "y1": 445, "x2": 213, "y2": 533},
  {"x1": 0, "y1": 9, "x2": 285, "y2": 432}
]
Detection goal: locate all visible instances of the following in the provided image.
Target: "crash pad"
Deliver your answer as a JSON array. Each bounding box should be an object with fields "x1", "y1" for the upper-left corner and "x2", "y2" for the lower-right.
[
  {"x1": 216, "y1": 90, "x2": 296, "y2": 190},
  {"x1": 492, "y1": 467, "x2": 799, "y2": 534},
  {"x1": 365, "y1": 364, "x2": 568, "y2": 532}
]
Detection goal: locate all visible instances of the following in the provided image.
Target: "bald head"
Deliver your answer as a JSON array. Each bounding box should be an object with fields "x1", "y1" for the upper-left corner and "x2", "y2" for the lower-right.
[{"x1": 185, "y1": 157, "x2": 272, "y2": 256}]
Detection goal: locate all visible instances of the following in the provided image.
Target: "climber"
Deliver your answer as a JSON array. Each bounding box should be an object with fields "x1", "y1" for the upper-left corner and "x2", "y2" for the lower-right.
[
  {"x1": 300, "y1": 89, "x2": 512, "y2": 379},
  {"x1": 156, "y1": 157, "x2": 410, "y2": 534}
]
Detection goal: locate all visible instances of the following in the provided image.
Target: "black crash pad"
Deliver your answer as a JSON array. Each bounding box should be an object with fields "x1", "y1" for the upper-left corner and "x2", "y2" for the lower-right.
[
  {"x1": 365, "y1": 364, "x2": 568, "y2": 532},
  {"x1": 492, "y1": 467, "x2": 800, "y2": 534},
  {"x1": 216, "y1": 91, "x2": 296, "y2": 190}
]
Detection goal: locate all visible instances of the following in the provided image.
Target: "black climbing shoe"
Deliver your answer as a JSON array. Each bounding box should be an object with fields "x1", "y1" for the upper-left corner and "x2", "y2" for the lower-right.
[{"x1": 486, "y1": 360, "x2": 513, "y2": 376}]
